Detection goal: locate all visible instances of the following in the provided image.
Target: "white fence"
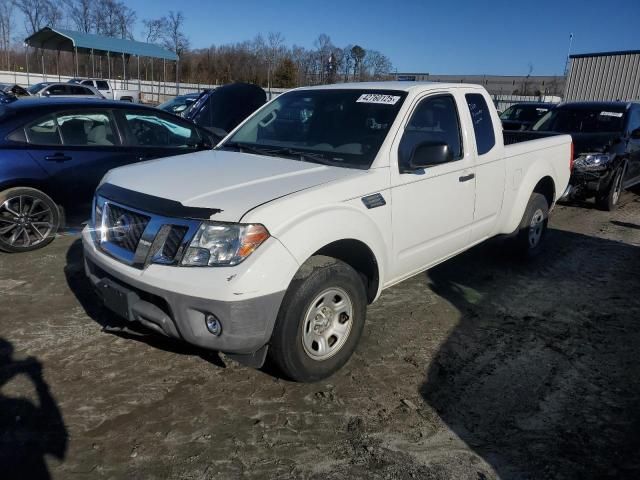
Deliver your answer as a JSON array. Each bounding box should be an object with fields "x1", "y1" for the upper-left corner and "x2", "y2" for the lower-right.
[{"x1": 0, "y1": 69, "x2": 288, "y2": 104}]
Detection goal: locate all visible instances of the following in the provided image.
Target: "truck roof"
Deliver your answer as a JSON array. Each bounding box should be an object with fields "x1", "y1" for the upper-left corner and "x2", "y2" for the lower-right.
[{"x1": 295, "y1": 81, "x2": 484, "y2": 93}]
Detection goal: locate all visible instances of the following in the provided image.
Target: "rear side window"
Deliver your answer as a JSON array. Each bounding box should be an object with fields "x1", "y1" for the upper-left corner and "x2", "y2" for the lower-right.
[
  {"x1": 47, "y1": 85, "x2": 68, "y2": 96},
  {"x1": 23, "y1": 115, "x2": 62, "y2": 145},
  {"x1": 465, "y1": 93, "x2": 496, "y2": 155},
  {"x1": 96, "y1": 81, "x2": 109, "y2": 90}
]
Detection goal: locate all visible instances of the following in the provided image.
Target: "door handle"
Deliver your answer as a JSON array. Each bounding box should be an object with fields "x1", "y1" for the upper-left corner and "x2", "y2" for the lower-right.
[
  {"x1": 44, "y1": 153, "x2": 72, "y2": 162},
  {"x1": 459, "y1": 173, "x2": 475, "y2": 182}
]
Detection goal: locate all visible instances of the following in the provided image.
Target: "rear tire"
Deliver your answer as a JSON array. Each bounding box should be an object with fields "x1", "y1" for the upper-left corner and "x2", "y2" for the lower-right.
[
  {"x1": 596, "y1": 164, "x2": 625, "y2": 211},
  {"x1": 0, "y1": 187, "x2": 60, "y2": 253},
  {"x1": 513, "y1": 192, "x2": 549, "y2": 258},
  {"x1": 268, "y1": 255, "x2": 367, "y2": 382}
]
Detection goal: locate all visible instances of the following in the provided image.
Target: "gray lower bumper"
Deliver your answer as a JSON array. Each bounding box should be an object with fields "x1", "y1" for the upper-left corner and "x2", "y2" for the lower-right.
[{"x1": 84, "y1": 255, "x2": 285, "y2": 355}]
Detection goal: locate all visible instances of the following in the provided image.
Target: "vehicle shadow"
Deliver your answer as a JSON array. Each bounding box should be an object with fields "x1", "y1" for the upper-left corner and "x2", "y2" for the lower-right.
[
  {"x1": 421, "y1": 229, "x2": 640, "y2": 479},
  {"x1": 0, "y1": 338, "x2": 68, "y2": 479},
  {"x1": 63, "y1": 239, "x2": 226, "y2": 368}
]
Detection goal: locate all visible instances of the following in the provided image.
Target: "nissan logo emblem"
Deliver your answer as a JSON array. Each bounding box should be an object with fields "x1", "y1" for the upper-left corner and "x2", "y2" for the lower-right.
[{"x1": 112, "y1": 213, "x2": 134, "y2": 242}]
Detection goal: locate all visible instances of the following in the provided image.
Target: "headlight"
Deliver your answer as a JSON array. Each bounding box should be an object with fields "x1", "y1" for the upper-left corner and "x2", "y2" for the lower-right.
[
  {"x1": 574, "y1": 153, "x2": 612, "y2": 171},
  {"x1": 181, "y1": 222, "x2": 270, "y2": 267}
]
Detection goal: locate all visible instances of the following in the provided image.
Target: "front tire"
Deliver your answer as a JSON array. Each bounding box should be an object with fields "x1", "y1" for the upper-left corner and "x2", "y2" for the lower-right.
[
  {"x1": 513, "y1": 192, "x2": 549, "y2": 258},
  {"x1": 596, "y1": 164, "x2": 625, "y2": 211},
  {"x1": 0, "y1": 187, "x2": 60, "y2": 253},
  {"x1": 268, "y1": 256, "x2": 367, "y2": 382}
]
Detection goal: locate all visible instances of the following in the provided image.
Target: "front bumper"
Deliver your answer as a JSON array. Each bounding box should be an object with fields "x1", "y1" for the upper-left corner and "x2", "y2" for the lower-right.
[
  {"x1": 82, "y1": 228, "x2": 296, "y2": 355},
  {"x1": 567, "y1": 168, "x2": 615, "y2": 198}
]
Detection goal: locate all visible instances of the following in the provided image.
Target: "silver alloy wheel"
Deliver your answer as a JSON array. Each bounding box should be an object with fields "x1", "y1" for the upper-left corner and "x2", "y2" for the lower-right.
[
  {"x1": 0, "y1": 195, "x2": 55, "y2": 248},
  {"x1": 528, "y1": 208, "x2": 545, "y2": 248},
  {"x1": 612, "y1": 169, "x2": 623, "y2": 205},
  {"x1": 302, "y1": 287, "x2": 354, "y2": 361}
]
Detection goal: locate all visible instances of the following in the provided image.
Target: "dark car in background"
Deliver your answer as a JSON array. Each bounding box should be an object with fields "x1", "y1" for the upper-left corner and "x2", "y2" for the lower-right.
[
  {"x1": 0, "y1": 83, "x2": 30, "y2": 97},
  {"x1": 0, "y1": 98, "x2": 216, "y2": 252},
  {"x1": 500, "y1": 102, "x2": 555, "y2": 131},
  {"x1": 184, "y1": 83, "x2": 266, "y2": 141},
  {"x1": 530, "y1": 101, "x2": 640, "y2": 210},
  {"x1": 157, "y1": 92, "x2": 203, "y2": 116}
]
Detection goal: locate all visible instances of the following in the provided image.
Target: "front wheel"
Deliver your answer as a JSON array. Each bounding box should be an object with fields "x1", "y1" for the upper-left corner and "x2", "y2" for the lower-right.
[
  {"x1": 0, "y1": 187, "x2": 60, "y2": 253},
  {"x1": 268, "y1": 256, "x2": 367, "y2": 382},
  {"x1": 513, "y1": 192, "x2": 549, "y2": 258},
  {"x1": 596, "y1": 165, "x2": 625, "y2": 211}
]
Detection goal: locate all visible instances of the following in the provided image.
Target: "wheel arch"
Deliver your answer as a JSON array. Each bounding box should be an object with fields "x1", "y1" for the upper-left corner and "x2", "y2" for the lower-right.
[{"x1": 313, "y1": 239, "x2": 380, "y2": 304}]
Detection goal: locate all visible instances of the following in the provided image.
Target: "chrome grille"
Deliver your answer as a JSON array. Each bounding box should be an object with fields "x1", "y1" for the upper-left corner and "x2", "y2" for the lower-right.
[
  {"x1": 105, "y1": 204, "x2": 150, "y2": 252},
  {"x1": 94, "y1": 196, "x2": 201, "y2": 269},
  {"x1": 162, "y1": 226, "x2": 188, "y2": 259}
]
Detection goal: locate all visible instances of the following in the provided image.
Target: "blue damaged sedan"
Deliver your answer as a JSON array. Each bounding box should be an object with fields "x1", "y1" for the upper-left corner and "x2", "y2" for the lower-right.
[{"x1": 0, "y1": 97, "x2": 215, "y2": 252}]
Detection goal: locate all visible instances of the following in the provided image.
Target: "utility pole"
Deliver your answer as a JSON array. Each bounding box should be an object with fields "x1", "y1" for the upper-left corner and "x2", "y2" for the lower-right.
[{"x1": 564, "y1": 33, "x2": 574, "y2": 76}]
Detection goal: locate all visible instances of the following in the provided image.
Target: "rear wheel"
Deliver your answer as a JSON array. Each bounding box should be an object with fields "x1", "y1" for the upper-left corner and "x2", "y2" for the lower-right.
[
  {"x1": 513, "y1": 192, "x2": 549, "y2": 258},
  {"x1": 596, "y1": 164, "x2": 625, "y2": 211},
  {"x1": 268, "y1": 256, "x2": 367, "y2": 382},
  {"x1": 0, "y1": 187, "x2": 60, "y2": 253}
]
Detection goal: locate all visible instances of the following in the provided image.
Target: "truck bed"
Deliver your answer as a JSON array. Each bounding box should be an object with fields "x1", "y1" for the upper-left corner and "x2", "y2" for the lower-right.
[{"x1": 503, "y1": 130, "x2": 559, "y2": 146}]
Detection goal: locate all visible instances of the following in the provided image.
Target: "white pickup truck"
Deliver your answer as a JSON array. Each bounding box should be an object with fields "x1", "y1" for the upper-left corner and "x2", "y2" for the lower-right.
[
  {"x1": 83, "y1": 82, "x2": 572, "y2": 381},
  {"x1": 73, "y1": 78, "x2": 140, "y2": 103}
]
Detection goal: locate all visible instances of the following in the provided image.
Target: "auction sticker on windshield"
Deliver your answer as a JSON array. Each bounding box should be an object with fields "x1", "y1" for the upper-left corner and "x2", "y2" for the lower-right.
[
  {"x1": 356, "y1": 94, "x2": 401, "y2": 105},
  {"x1": 600, "y1": 111, "x2": 623, "y2": 118}
]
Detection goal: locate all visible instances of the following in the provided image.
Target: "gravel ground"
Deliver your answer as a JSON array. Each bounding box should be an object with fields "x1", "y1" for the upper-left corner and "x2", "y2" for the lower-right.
[{"x1": 1, "y1": 192, "x2": 639, "y2": 480}]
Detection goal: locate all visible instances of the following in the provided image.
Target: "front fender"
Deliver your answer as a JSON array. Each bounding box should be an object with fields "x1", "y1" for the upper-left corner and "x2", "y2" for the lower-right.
[{"x1": 269, "y1": 202, "x2": 389, "y2": 300}]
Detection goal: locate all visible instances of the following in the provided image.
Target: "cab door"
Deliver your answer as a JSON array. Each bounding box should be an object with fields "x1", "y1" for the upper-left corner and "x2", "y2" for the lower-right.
[{"x1": 389, "y1": 92, "x2": 476, "y2": 281}]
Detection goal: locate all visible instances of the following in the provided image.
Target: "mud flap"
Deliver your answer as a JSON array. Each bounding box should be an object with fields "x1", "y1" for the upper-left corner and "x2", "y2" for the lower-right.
[{"x1": 226, "y1": 344, "x2": 269, "y2": 368}]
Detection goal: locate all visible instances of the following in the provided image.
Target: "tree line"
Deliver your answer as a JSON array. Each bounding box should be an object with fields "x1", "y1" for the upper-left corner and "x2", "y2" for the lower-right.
[{"x1": 0, "y1": 0, "x2": 394, "y2": 88}]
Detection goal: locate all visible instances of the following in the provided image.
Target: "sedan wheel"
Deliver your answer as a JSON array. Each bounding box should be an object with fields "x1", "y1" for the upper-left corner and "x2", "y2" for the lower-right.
[{"x1": 0, "y1": 188, "x2": 60, "y2": 252}]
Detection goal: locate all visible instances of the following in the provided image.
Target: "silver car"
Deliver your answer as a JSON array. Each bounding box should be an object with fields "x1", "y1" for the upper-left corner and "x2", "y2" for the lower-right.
[{"x1": 29, "y1": 82, "x2": 105, "y2": 99}]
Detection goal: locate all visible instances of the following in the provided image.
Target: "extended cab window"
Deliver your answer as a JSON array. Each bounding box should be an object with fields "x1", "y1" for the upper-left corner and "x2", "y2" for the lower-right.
[
  {"x1": 399, "y1": 95, "x2": 462, "y2": 168},
  {"x1": 124, "y1": 112, "x2": 199, "y2": 147},
  {"x1": 56, "y1": 111, "x2": 117, "y2": 146},
  {"x1": 465, "y1": 93, "x2": 496, "y2": 155},
  {"x1": 96, "y1": 81, "x2": 110, "y2": 91},
  {"x1": 46, "y1": 85, "x2": 68, "y2": 96}
]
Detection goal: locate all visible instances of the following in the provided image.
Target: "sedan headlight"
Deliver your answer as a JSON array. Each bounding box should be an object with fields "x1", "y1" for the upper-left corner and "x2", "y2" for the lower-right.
[
  {"x1": 574, "y1": 153, "x2": 612, "y2": 171},
  {"x1": 181, "y1": 222, "x2": 270, "y2": 267}
]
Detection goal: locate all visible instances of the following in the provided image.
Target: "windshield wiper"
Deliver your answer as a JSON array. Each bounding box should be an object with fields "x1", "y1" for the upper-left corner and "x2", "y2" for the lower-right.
[
  {"x1": 266, "y1": 147, "x2": 342, "y2": 166},
  {"x1": 218, "y1": 141, "x2": 274, "y2": 157}
]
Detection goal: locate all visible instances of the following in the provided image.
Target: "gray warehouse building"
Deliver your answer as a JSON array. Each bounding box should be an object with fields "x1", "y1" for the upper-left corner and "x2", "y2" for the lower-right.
[{"x1": 565, "y1": 49, "x2": 640, "y2": 101}]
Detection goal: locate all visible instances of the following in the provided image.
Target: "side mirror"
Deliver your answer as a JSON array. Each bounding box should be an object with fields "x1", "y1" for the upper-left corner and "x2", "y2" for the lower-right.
[
  {"x1": 631, "y1": 128, "x2": 640, "y2": 140},
  {"x1": 43, "y1": 90, "x2": 51, "y2": 97},
  {"x1": 409, "y1": 141, "x2": 452, "y2": 170}
]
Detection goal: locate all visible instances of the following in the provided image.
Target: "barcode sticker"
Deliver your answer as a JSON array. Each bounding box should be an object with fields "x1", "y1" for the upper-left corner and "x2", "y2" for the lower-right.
[
  {"x1": 600, "y1": 111, "x2": 623, "y2": 118},
  {"x1": 356, "y1": 94, "x2": 401, "y2": 105}
]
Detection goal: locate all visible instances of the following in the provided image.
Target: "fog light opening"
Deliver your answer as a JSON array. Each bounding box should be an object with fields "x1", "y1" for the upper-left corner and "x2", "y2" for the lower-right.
[{"x1": 205, "y1": 314, "x2": 222, "y2": 336}]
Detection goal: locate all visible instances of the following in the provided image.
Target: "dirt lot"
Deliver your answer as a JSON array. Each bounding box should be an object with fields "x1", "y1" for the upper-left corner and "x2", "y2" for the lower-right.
[{"x1": 1, "y1": 192, "x2": 639, "y2": 480}]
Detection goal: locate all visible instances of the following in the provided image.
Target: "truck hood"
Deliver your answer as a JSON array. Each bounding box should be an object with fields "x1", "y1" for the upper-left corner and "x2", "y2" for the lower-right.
[{"x1": 101, "y1": 149, "x2": 364, "y2": 222}]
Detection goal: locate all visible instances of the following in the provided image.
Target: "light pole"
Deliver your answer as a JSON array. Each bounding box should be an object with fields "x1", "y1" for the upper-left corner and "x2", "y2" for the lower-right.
[{"x1": 564, "y1": 33, "x2": 574, "y2": 76}]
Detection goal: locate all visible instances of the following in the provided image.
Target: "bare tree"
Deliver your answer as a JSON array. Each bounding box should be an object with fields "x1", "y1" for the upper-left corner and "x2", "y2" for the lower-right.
[
  {"x1": 163, "y1": 11, "x2": 189, "y2": 56},
  {"x1": 13, "y1": 0, "x2": 53, "y2": 35},
  {"x1": 0, "y1": 0, "x2": 14, "y2": 69},
  {"x1": 363, "y1": 50, "x2": 392, "y2": 80},
  {"x1": 64, "y1": 0, "x2": 93, "y2": 33},
  {"x1": 266, "y1": 31, "x2": 284, "y2": 93},
  {"x1": 143, "y1": 18, "x2": 167, "y2": 43},
  {"x1": 95, "y1": 0, "x2": 135, "y2": 39}
]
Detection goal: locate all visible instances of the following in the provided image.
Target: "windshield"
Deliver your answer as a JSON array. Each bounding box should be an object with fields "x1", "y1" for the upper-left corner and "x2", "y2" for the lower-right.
[
  {"x1": 533, "y1": 107, "x2": 626, "y2": 133},
  {"x1": 27, "y1": 83, "x2": 48, "y2": 94},
  {"x1": 221, "y1": 89, "x2": 407, "y2": 169},
  {"x1": 500, "y1": 104, "x2": 551, "y2": 122}
]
